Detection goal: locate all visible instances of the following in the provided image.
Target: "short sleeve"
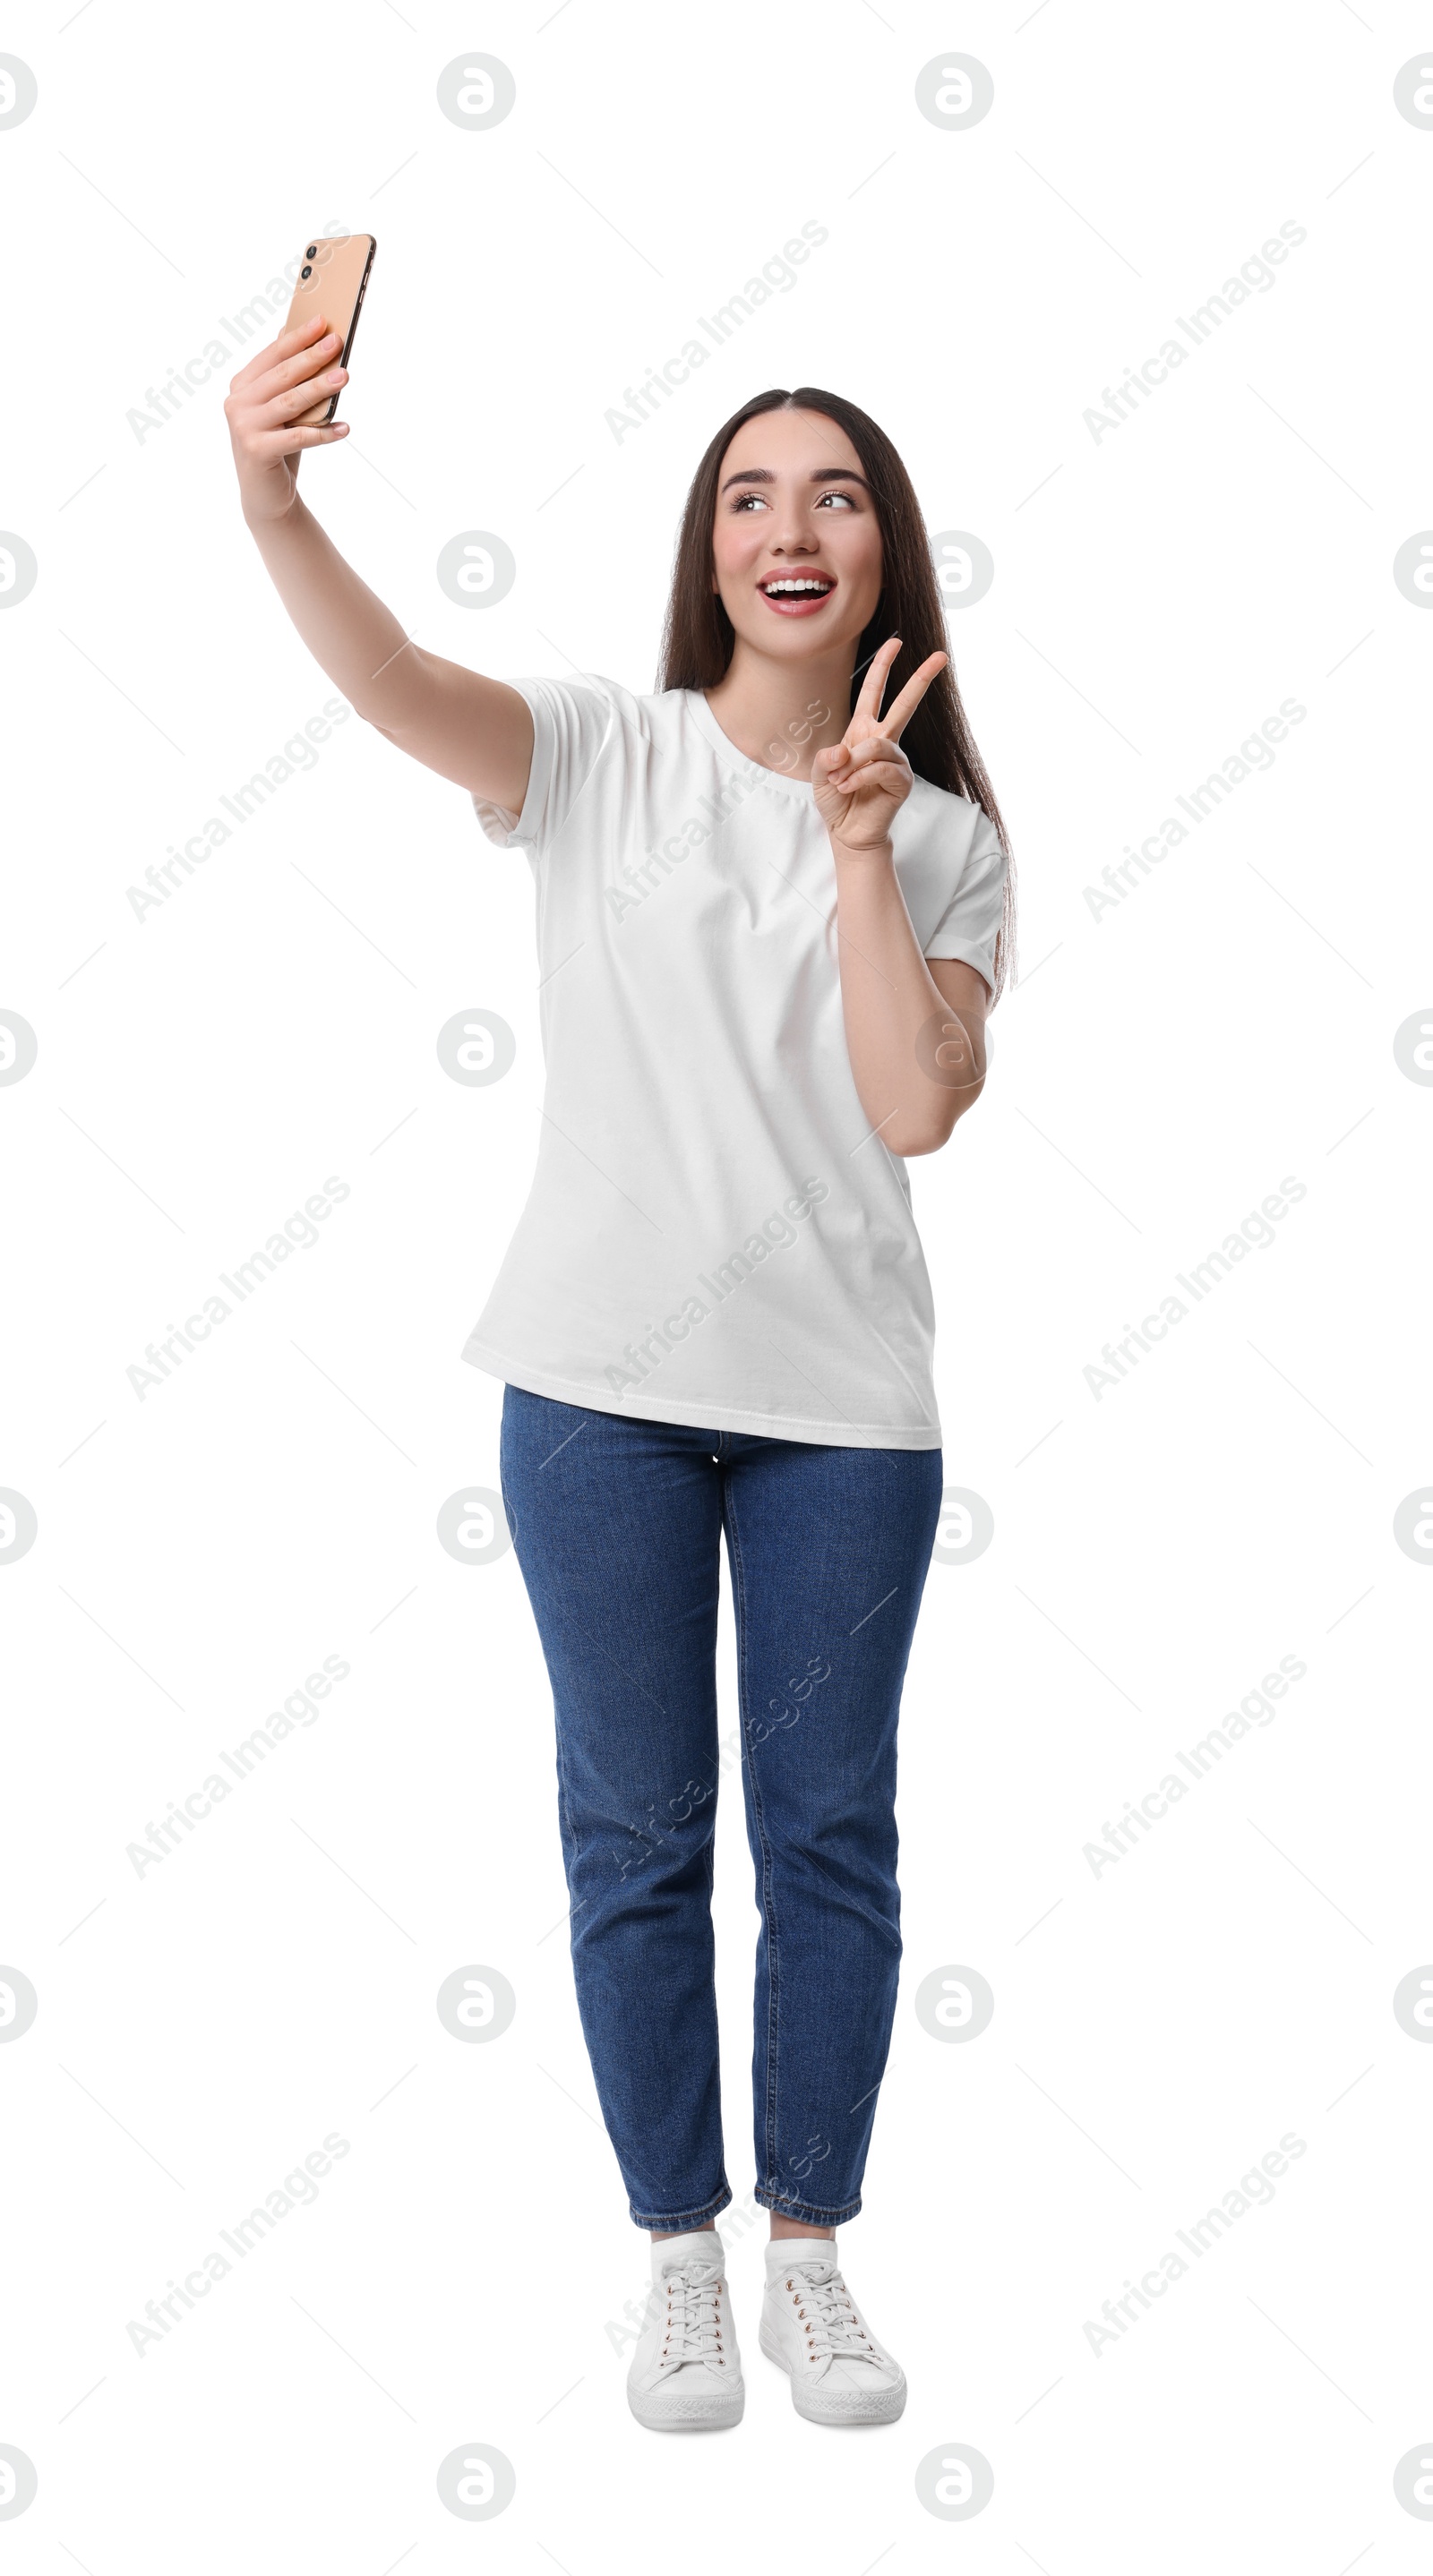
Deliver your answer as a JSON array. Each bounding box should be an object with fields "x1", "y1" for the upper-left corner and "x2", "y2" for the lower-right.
[
  {"x1": 471, "y1": 674, "x2": 619, "y2": 852},
  {"x1": 922, "y1": 809, "x2": 1008, "y2": 988}
]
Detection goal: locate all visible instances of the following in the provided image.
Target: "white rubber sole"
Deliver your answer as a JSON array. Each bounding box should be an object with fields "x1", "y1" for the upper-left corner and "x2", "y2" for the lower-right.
[
  {"x1": 759, "y1": 2318, "x2": 907, "y2": 2425},
  {"x1": 627, "y1": 2374, "x2": 745, "y2": 2432}
]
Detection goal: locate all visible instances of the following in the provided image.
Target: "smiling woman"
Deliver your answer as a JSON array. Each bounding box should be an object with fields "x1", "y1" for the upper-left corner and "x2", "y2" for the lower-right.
[
  {"x1": 664, "y1": 389, "x2": 1010, "y2": 922},
  {"x1": 226, "y1": 330, "x2": 1017, "y2": 2434}
]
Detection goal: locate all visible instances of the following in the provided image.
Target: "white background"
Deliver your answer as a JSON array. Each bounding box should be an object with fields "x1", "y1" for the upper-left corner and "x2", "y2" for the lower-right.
[{"x1": 3, "y1": 0, "x2": 1431, "y2": 2565}]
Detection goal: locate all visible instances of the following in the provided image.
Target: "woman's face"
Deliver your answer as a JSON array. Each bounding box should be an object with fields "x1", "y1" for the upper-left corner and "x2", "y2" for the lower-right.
[{"x1": 710, "y1": 407, "x2": 883, "y2": 670}]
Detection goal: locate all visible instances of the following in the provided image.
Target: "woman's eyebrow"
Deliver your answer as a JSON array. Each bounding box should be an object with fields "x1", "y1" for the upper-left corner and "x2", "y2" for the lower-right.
[{"x1": 718, "y1": 466, "x2": 871, "y2": 494}]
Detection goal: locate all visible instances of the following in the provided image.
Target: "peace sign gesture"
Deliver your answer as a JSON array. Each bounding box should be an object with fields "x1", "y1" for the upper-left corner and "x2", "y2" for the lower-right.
[{"x1": 812, "y1": 637, "x2": 948, "y2": 854}]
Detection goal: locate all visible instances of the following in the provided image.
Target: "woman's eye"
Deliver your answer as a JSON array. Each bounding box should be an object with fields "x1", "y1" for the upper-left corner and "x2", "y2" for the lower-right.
[
  {"x1": 732, "y1": 492, "x2": 768, "y2": 510},
  {"x1": 815, "y1": 490, "x2": 854, "y2": 509}
]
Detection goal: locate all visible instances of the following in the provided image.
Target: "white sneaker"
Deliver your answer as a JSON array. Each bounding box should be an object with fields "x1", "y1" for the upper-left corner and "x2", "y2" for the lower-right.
[
  {"x1": 759, "y1": 2238, "x2": 907, "y2": 2424},
  {"x1": 626, "y1": 2230, "x2": 744, "y2": 2431}
]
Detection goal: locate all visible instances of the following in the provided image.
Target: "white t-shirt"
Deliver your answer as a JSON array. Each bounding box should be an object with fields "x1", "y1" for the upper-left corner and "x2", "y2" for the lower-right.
[{"x1": 462, "y1": 677, "x2": 1006, "y2": 1450}]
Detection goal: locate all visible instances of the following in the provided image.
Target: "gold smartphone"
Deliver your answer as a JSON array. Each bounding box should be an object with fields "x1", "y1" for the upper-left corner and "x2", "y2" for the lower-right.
[{"x1": 282, "y1": 234, "x2": 376, "y2": 424}]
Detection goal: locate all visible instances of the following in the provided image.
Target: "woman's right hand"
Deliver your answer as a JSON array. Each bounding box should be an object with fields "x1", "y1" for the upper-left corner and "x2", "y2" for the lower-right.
[{"x1": 224, "y1": 312, "x2": 350, "y2": 526}]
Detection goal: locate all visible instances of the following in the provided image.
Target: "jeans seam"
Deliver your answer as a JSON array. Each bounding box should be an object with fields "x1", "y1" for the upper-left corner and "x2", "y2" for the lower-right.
[
  {"x1": 630, "y1": 2176, "x2": 734, "y2": 2232},
  {"x1": 754, "y1": 2183, "x2": 863, "y2": 2225},
  {"x1": 502, "y1": 1403, "x2": 574, "y2": 1858},
  {"x1": 723, "y1": 1477, "x2": 781, "y2": 2194}
]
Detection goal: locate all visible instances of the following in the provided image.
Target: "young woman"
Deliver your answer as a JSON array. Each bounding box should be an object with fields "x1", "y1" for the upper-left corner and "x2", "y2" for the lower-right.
[{"x1": 226, "y1": 320, "x2": 1014, "y2": 2434}]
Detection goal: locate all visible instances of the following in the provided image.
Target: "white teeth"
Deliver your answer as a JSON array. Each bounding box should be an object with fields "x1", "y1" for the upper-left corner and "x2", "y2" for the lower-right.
[{"x1": 763, "y1": 579, "x2": 830, "y2": 595}]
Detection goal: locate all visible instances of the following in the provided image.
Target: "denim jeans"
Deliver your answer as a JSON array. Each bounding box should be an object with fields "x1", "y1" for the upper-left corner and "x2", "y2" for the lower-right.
[{"x1": 499, "y1": 1387, "x2": 943, "y2": 2230}]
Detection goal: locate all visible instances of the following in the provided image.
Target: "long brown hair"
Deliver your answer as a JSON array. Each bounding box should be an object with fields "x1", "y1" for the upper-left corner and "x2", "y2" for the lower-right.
[{"x1": 658, "y1": 386, "x2": 1016, "y2": 1000}]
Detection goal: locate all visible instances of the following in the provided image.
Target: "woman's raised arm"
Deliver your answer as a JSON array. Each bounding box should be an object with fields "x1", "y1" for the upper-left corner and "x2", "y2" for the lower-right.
[{"x1": 224, "y1": 311, "x2": 533, "y2": 810}]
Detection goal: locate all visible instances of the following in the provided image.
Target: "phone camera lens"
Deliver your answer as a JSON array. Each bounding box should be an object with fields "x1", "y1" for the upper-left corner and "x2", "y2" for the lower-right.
[
  {"x1": 301, "y1": 263, "x2": 313, "y2": 278},
  {"x1": 305, "y1": 244, "x2": 318, "y2": 258}
]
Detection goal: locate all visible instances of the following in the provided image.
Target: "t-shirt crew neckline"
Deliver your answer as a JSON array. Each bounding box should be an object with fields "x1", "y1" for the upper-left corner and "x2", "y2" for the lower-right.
[{"x1": 685, "y1": 689, "x2": 819, "y2": 802}]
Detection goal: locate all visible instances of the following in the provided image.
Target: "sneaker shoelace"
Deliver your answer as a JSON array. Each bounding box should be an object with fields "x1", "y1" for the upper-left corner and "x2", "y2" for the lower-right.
[
  {"x1": 658, "y1": 2263, "x2": 727, "y2": 2369},
  {"x1": 782, "y1": 2258, "x2": 879, "y2": 2365}
]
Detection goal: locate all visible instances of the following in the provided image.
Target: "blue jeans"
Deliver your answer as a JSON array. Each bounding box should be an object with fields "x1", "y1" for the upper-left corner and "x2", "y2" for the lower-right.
[{"x1": 499, "y1": 1387, "x2": 943, "y2": 2230}]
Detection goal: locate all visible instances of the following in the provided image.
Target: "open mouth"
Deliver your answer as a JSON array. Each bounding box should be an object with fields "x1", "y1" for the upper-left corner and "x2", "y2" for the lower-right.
[{"x1": 758, "y1": 574, "x2": 837, "y2": 618}]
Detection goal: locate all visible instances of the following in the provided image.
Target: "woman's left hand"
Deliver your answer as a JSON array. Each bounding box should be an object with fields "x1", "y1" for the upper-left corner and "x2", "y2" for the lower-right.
[{"x1": 812, "y1": 636, "x2": 948, "y2": 854}]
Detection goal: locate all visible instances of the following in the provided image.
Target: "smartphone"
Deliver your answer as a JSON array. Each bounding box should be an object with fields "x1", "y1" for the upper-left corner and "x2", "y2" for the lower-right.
[{"x1": 282, "y1": 234, "x2": 376, "y2": 425}]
